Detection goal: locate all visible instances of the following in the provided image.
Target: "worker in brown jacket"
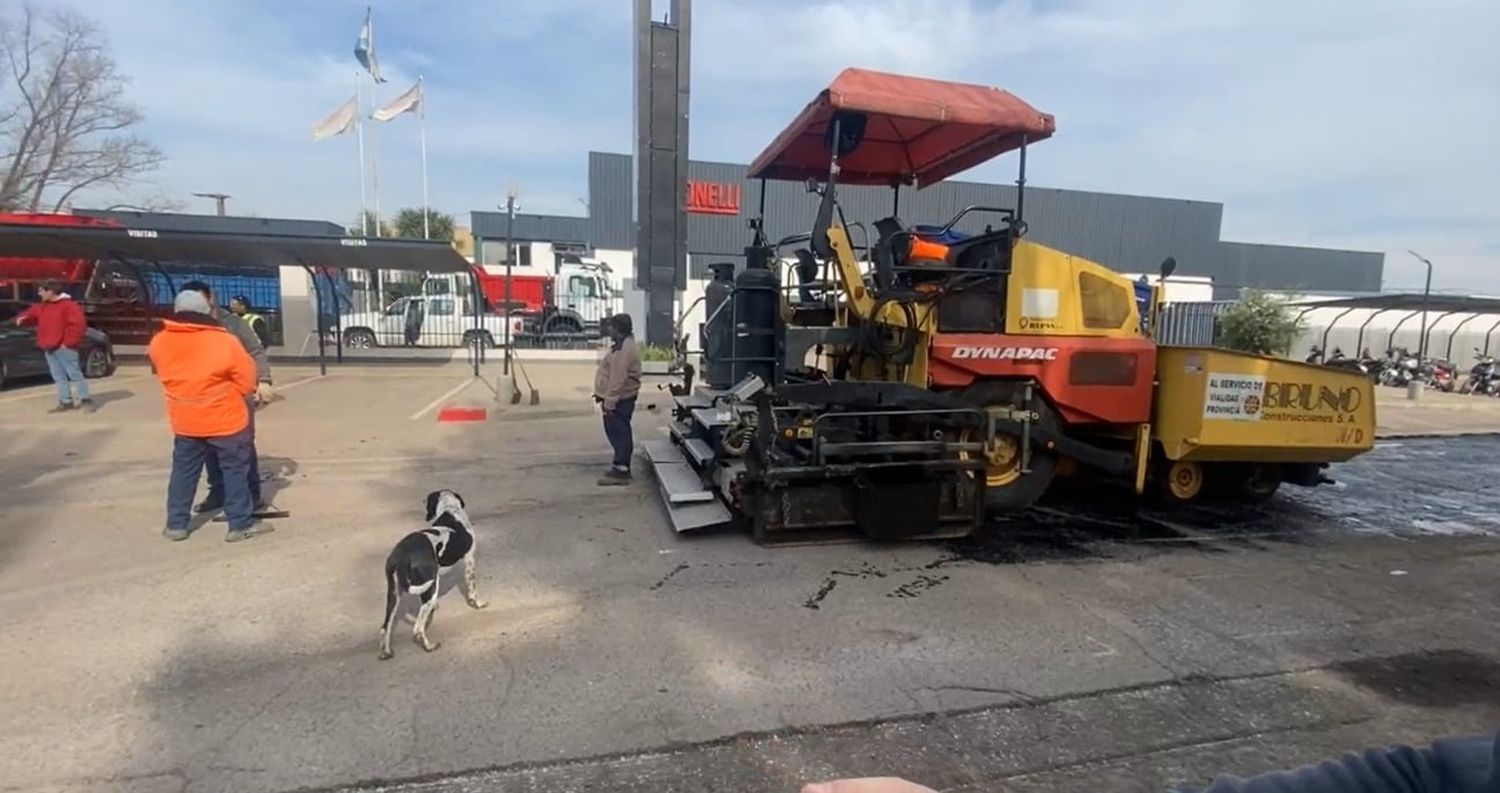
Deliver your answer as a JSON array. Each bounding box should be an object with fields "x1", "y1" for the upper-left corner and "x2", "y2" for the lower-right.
[{"x1": 593, "y1": 313, "x2": 642, "y2": 485}]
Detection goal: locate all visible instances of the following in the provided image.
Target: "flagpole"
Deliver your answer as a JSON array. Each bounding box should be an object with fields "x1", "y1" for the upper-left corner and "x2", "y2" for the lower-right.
[
  {"x1": 370, "y1": 93, "x2": 381, "y2": 236},
  {"x1": 368, "y1": 11, "x2": 381, "y2": 236},
  {"x1": 355, "y1": 73, "x2": 369, "y2": 236},
  {"x1": 418, "y1": 76, "x2": 430, "y2": 239}
]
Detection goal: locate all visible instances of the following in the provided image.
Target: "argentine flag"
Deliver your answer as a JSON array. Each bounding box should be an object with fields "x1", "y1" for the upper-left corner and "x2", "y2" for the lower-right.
[{"x1": 355, "y1": 7, "x2": 386, "y2": 83}]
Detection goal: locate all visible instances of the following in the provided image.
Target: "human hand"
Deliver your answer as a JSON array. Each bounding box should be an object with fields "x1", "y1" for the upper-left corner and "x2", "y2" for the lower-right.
[
  {"x1": 254, "y1": 381, "x2": 280, "y2": 406},
  {"x1": 801, "y1": 779, "x2": 938, "y2": 793}
]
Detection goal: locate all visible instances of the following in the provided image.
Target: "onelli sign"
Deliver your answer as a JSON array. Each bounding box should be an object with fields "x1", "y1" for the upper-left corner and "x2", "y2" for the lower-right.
[{"x1": 685, "y1": 181, "x2": 741, "y2": 215}]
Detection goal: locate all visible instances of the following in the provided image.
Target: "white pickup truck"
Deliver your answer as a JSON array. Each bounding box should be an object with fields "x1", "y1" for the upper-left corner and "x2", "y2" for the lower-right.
[{"x1": 338, "y1": 293, "x2": 524, "y2": 349}]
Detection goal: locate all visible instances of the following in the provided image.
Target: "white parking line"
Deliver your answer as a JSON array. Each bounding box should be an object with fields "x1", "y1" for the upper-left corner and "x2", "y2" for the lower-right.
[
  {"x1": 0, "y1": 373, "x2": 148, "y2": 403},
  {"x1": 409, "y1": 378, "x2": 477, "y2": 421},
  {"x1": 275, "y1": 373, "x2": 329, "y2": 391}
]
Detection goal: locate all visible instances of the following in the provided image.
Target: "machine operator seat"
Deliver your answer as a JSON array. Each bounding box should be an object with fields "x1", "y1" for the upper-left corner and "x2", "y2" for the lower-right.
[{"x1": 873, "y1": 216, "x2": 1016, "y2": 287}]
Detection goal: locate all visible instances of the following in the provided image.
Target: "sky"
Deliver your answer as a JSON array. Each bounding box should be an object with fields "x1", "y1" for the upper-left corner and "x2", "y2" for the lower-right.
[{"x1": 27, "y1": 0, "x2": 1500, "y2": 292}]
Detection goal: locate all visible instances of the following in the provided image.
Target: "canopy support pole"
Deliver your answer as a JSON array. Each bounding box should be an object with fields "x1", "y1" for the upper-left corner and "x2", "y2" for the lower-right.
[
  {"x1": 1320, "y1": 306, "x2": 1357, "y2": 354},
  {"x1": 1015, "y1": 135, "x2": 1028, "y2": 225},
  {"x1": 1422, "y1": 310, "x2": 1460, "y2": 360},
  {"x1": 1387, "y1": 310, "x2": 1422, "y2": 354},
  {"x1": 1485, "y1": 317, "x2": 1500, "y2": 357},
  {"x1": 1354, "y1": 308, "x2": 1392, "y2": 357},
  {"x1": 300, "y1": 263, "x2": 327, "y2": 376},
  {"x1": 1446, "y1": 313, "x2": 1481, "y2": 361}
]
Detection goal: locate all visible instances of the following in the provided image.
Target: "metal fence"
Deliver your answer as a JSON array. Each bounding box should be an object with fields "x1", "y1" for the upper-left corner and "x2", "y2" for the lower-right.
[
  {"x1": 1155, "y1": 301, "x2": 1229, "y2": 346},
  {"x1": 329, "y1": 268, "x2": 606, "y2": 352}
]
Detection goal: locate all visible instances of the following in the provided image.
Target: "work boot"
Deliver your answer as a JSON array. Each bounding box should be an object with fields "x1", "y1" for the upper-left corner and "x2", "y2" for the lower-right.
[
  {"x1": 77, "y1": 399, "x2": 97, "y2": 413},
  {"x1": 48, "y1": 402, "x2": 74, "y2": 414},
  {"x1": 162, "y1": 527, "x2": 190, "y2": 542},
  {"x1": 597, "y1": 468, "x2": 631, "y2": 486},
  {"x1": 194, "y1": 496, "x2": 224, "y2": 514},
  {"x1": 251, "y1": 499, "x2": 280, "y2": 516},
  {"x1": 225, "y1": 523, "x2": 276, "y2": 543}
]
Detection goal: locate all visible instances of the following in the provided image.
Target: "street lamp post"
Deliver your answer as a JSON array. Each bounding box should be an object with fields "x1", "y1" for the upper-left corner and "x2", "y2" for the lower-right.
[
  {"x1": 1407, "y1": 250, "x2": 1434, "y2": 361},
  {"x1": 192, "y1": 192, "x2": 231, "y2": 216}
]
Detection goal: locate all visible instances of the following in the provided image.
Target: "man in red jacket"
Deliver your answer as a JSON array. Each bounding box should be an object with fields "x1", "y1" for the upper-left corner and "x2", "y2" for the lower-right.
[{"x1": 13, "y1": 280, "x2": 93, "y2": 413}]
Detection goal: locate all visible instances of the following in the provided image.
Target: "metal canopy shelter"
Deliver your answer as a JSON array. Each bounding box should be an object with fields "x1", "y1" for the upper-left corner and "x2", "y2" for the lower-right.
[
  {"x1": 0, "y1": 222, "x2": 470, "y2": 272},
  {"x1": 0, "y1": 221, "x2": 480, "y2": 375},
  {"x1": 1294, "y1": 293, "x2": 1500, "y2": 360}
]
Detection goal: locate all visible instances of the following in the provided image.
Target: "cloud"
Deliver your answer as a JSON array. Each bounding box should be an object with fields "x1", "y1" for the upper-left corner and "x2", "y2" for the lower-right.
[{"x1": 35, "y1": 0, "x2": 1498, "y2": 290}]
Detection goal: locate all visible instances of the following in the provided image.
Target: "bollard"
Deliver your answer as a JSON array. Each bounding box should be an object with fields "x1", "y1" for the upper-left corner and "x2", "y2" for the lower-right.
[{"x1": 1406, "y1": 380, "x2": 1423, "y2": 401}]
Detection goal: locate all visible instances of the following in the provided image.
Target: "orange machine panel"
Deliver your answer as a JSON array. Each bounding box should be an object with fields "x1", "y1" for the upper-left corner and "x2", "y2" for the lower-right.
[{"x1": 929, "y1": 334, "x2": 1157, "y2": 425}]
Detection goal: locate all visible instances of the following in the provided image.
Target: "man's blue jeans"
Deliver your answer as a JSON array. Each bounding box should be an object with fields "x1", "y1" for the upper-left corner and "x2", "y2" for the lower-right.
[
  {"x1": 205, "y1": 396, "x2": 261, "y2": 505},
  {"x1": 168, "y1": 425, "x2": 255, "y2": 532},
  {"x1": 602, "y1": 397, "x2": 636, "y2": 471},
  {"x1": 44, "y1": 347, "x2": 90, "y2": 404}
]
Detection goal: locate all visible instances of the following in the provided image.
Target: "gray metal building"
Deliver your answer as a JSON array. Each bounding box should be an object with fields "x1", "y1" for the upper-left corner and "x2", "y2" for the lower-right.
[{"x1": 474, "y1": 151, "x2": 1385, "y2": 299}]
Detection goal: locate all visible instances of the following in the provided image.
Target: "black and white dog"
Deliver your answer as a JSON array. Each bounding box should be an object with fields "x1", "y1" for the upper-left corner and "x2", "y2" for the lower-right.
[{"x1": 379, "y1": 489, "x2": 488, "y2": 660}]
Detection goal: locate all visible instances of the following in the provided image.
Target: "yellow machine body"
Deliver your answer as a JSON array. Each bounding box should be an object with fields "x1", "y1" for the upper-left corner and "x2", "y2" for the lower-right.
[{"x1": 1153, "y1": 348, "x2": 1378, "y2": 463}]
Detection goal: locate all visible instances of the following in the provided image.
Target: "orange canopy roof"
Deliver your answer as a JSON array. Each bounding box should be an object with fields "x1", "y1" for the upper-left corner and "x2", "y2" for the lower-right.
[{"x1": 747, "y1": 68, "x2": 1055, "y2": 187}]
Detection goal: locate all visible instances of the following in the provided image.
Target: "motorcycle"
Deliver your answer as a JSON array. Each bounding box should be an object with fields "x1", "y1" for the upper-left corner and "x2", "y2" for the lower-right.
[
  {"x1": 1426, "y1": 358, "x2": 1457, "y2": 392},
  {"x1": 1322, "y1": 347, "x2": 1369, "y2": 376},
  {"x1": 1461, "y1": 348, "x2": 1500, "y2": 396},
  {"x1": 1378, "y1": 348, "x2": 1420, "y2": 387}
]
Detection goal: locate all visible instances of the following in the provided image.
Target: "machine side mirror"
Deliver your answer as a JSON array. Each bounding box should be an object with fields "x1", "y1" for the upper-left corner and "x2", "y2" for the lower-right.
[{"x1": 1159, "y1": 256, "x2": 1178, "y2": 279}]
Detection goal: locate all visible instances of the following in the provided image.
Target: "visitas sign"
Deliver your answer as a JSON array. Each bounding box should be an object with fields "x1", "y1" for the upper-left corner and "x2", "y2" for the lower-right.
[{"x1": 685, "y1": 180, "x2": 741, "y2": 215}]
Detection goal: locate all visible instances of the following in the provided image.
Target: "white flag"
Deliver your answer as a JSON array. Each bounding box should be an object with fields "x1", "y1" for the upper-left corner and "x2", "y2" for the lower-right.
[
  {"x1": 371, "y1": 79, "x2": 423, "y2": 122},
  {"x1": 310, "y1": 96, "x2": 358, "y2": 140}
]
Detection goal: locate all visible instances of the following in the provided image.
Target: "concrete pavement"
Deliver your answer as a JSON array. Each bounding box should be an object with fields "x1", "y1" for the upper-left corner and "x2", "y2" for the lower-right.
[
  {"x1": 1374, "y1": 385, "x2": 1500, "y2": 436},
  {"x1": 0, "y1": 362, "x2": 1496, "y2": 793}
]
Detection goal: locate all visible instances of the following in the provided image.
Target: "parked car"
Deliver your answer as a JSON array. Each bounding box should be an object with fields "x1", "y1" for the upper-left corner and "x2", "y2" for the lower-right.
[
  {"x1": 0, "y1": 307, "x2": 116, "y2": 390},
  {"x1": 338, "y1": 294, "x2": 525, "y2": 349}
]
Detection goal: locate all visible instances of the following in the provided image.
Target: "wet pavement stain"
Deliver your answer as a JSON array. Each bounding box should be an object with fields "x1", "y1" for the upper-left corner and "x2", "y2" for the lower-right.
[
  {"x1": 649, "y1": 563, "x2": 690, "y2": 591},
  {"x1": 803, "y1": 578, "x2": 838, "y2": 610},
  {"x1": 1329, "y1": 650, "x2": 1500, "y2": 708},
  {"x1": 830, "y1": 562, "x2": 888, "y2": 579},
  {"x1": 887, "y1": 574, "x2": 951, "y2": 599}
]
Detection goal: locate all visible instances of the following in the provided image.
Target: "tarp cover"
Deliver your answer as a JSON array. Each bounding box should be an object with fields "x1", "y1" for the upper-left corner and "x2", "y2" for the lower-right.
[{"x1": 747, "y1": 68, "x2": 1056, "y2": 187}]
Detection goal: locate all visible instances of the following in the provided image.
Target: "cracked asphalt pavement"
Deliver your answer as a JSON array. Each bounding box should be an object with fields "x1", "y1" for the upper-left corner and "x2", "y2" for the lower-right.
[{"x1": 1, "y1": 365, "x2": 1497, "y2": 793}]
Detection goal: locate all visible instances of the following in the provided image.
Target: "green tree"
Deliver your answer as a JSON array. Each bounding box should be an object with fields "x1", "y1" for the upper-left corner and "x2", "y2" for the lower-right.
[
  {"x1": 347, "y1": 210, "x2": 391, "y2": 238},
  {"x1": 391, "y1": 207, "x2": 455, "y2": 241},
  {"x1": 1217, "y1": 290, "x2": 1305, "y2": 356}
]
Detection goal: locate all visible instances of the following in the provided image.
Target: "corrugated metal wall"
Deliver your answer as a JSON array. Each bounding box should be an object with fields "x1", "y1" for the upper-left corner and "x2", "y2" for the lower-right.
[
  {"x1": 580, "y1": 151, "x2": 1381, "y2": 292},
  {"x1": 1217, "y1": 242, "x2": 1383, "y2": 297},
  {"x1": 469, "y1": 212, "x2": 589, "y2": 243},
  {"x1": 589, "y1": 151, "x2": 634, "y2": 249}
]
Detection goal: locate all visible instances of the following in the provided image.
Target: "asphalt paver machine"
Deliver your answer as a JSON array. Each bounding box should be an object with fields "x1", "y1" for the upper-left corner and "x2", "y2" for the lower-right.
[{"x1": 648, "y1": 69, "x2": 1375, "y2": 543}]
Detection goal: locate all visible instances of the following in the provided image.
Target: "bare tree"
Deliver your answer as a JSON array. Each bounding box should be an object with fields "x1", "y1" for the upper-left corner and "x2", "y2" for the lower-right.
[{"x1": 0, "y1": 4, "x2": 164, "y2": 212}]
